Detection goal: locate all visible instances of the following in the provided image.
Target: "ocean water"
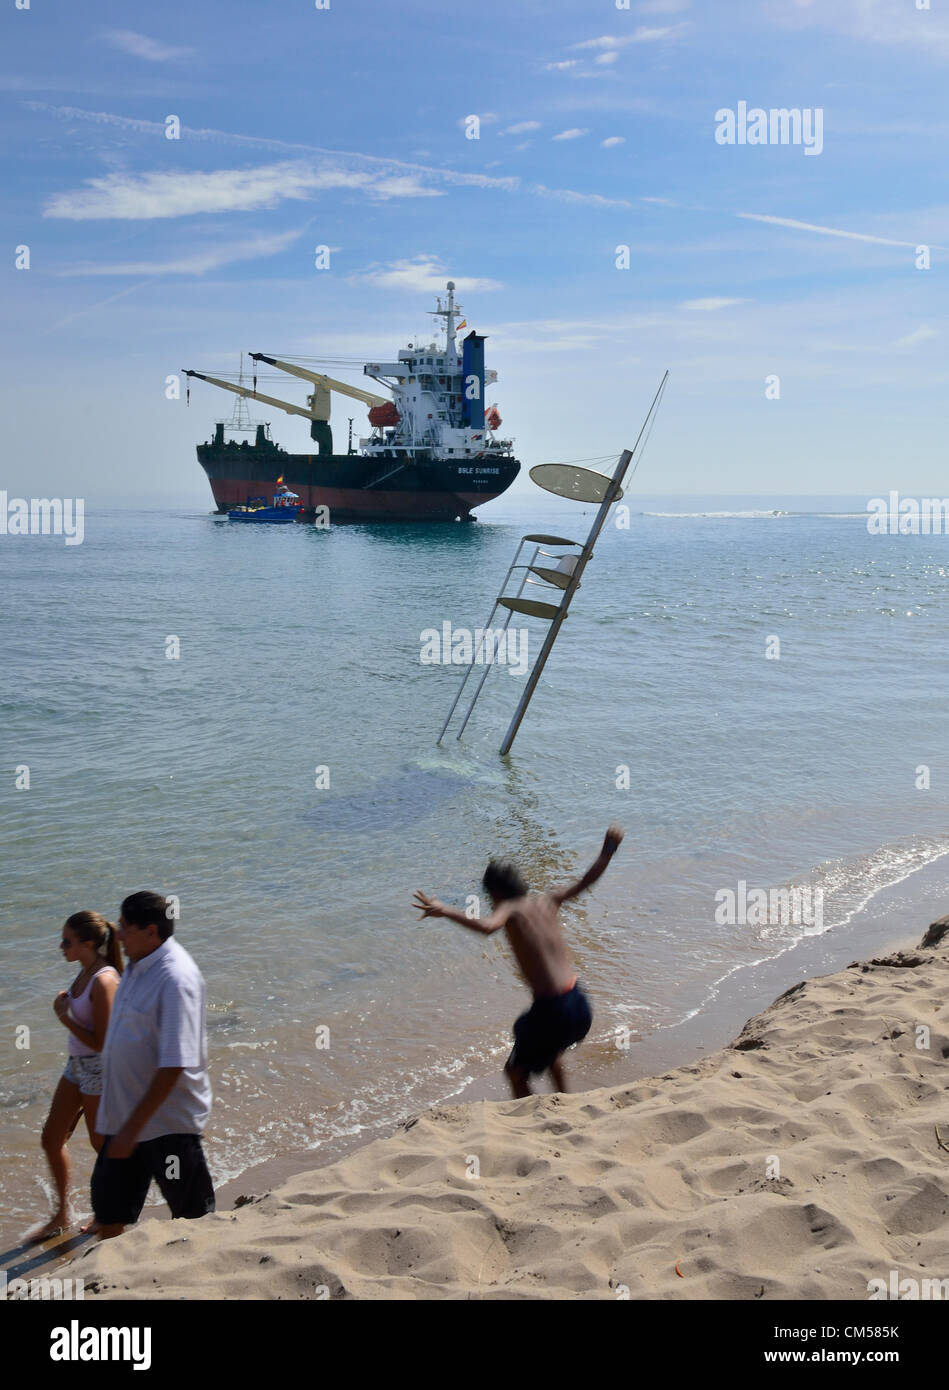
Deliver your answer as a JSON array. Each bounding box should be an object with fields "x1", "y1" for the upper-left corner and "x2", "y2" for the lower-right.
[{"x1": 2, "y1": 495, "x2": 948, "y2": 1234}]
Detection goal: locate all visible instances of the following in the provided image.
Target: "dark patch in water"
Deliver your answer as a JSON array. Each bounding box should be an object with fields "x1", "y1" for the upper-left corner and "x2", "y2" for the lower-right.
[
  {"x1": 206, "y1": 1012, "x2": 242, "y2": 1032},
  {"x1": 303, "y1": 767, "x2": 466, "y2": 833},
  {"x1": 0, "y1": 1082, "x2": 44, "y2": 1109}
]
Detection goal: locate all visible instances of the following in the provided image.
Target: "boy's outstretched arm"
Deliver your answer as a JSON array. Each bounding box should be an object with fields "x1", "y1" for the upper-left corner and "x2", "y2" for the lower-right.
[
  {"x1": 549, "y1": 825, "x2": 624, "y2": 906},
  {"x1": 412, "y1": 890, "x2": 510, "y2": 935}
]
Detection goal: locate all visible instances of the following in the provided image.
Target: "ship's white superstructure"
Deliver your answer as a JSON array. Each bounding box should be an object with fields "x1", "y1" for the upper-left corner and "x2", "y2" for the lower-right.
[{"x1": 362, "y1": 282, "x2": 511, "y2": 459}]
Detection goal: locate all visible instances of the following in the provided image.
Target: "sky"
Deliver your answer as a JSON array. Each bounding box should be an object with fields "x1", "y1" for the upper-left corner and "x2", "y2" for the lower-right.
[{"x1": 2, "y1": 0, "x2": 948, "y2": 505}]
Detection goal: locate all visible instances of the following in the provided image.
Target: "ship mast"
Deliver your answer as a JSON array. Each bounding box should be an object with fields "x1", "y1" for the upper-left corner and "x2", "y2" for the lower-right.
[
  {"x1": 230, "y1": 353, "x2": 255, "y2": 431},
  {"x1": 430, "y1": 280, "x2": 460, "y2": 356}
]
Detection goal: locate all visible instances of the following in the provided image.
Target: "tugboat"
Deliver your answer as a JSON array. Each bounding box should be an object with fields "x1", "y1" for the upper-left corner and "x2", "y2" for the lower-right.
[
  {"x1": 184, "y1": 283, "x2": 520, "y2": 523},
  {"x1": 228, "y1": 483, "x2": 304, "y2": 523}
]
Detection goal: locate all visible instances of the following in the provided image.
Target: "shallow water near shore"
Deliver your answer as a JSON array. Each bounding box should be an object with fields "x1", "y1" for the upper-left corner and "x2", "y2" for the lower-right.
[{"x1": 2, "y1": 494, "x2": 948, "y2": 1242}]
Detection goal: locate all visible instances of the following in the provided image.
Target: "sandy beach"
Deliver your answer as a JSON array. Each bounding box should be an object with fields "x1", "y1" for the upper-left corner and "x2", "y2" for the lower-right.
[{"x1": 68, "y1": 915, "x2": 949, "y2": 1301}]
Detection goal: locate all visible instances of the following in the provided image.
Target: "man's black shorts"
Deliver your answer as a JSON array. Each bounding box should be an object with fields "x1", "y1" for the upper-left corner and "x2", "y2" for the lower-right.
[
  {"x1": 91, "y1": 1133, "x2": 215, "y2": 1226},
  {"x1": 507, "y1": 982, "x2": 593, "y2": 1075}
]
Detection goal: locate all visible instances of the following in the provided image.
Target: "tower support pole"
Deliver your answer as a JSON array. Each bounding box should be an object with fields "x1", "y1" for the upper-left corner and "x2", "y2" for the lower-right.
[
  {"x1": 499, "y1": 449, "x2": 631, "y2": 755},
  {"x1": 499, "y1": 368, "x2": 668, "y2": 754}
]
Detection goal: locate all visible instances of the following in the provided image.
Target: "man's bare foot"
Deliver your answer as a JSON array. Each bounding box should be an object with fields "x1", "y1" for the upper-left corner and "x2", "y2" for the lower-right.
[
  {"x1": 26, "y1": 1214, "x2": 69, "y2": 1244},
  {"x1": 96, "y1": 1223, "x2": 127, "y2": 1240},
  {"x1": 79, "y1": 1218, "x2": 100, "y2": 1235}
]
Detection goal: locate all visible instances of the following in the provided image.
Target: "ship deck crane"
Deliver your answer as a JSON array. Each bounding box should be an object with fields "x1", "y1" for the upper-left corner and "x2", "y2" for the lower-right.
[
  {"x1": 182, "y1": 370, "x2": 320, "y2": 423},
  {"x1": 182, "y1": 360, "x2": 392, "y2": 455},
  {"x1": 250, "y1": 354, "x2": 387, "y2": 420}
]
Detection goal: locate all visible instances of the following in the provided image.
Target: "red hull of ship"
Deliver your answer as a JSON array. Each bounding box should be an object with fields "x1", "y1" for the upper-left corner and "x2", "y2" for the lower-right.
[{"x1": 208, "y1": 476, "x2": 495, "y2": 522}]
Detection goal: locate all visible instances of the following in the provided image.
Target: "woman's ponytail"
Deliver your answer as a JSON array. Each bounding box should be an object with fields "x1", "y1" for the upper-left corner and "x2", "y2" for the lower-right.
[{"x1": 103, "y1": 922, "x2": 124, "y2": 975}]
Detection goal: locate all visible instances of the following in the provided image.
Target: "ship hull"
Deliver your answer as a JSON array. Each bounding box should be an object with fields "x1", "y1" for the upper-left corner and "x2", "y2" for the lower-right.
[{"x1": 198, "y1": 443, "x2": 520, "y2": 523}]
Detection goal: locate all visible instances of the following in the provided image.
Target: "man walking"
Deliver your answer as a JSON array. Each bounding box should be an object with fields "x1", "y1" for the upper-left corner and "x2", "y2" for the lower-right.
[{"x1": 91, "y1": 891, "x2": 214, "y2": 1237}]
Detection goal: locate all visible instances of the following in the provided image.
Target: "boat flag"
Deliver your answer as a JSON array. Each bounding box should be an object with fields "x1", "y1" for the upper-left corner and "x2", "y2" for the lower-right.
[
  {"x1": 276, "y1": 475, "x2": 284, "y2": 484},
  {"x1": 456, "y1": 319, "x2": 467, "y2": 332}
]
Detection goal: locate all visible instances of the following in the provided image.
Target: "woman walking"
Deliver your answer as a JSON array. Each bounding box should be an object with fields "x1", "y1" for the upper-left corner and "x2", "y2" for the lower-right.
[{"x1": 32, "y1": 911, "x2": 122, "y2": 1240}]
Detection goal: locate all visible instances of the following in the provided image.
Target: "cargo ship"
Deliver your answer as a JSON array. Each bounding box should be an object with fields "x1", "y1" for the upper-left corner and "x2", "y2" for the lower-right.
[{"x1": 184, "y1": 283, "x2": 520, "y2": 522}]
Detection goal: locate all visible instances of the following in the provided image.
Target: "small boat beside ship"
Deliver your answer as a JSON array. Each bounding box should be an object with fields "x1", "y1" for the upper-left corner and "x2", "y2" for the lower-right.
[
  {"x1": 184, "y1": 283, "x2": 520, "y2": 524},
  {"x1": 227, "y1": 485, "x2": 304, "y2": 523}
]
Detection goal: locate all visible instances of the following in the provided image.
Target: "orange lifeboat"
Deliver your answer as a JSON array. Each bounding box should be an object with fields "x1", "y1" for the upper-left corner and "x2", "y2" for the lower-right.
[
  {"x1": 486, "y1": 406, "x2": 502, "y2": 431},
  {"x1": 368, "y1": 402, "x2": 400, "y2": 428}
]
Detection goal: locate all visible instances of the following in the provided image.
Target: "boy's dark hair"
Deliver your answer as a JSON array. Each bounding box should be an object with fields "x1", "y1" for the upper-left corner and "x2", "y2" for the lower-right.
[
  {"x1": 121, "y1": 891, "x2": 174, "y2": 941},
  {"x1": 482, "y1": 860, "x2": 527, "y2": 902}
]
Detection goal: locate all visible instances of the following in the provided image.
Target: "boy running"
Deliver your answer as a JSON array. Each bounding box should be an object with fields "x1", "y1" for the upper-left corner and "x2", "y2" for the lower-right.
[{"x1": 413, "y1": 826, "x2": 623, "y2": 1096}]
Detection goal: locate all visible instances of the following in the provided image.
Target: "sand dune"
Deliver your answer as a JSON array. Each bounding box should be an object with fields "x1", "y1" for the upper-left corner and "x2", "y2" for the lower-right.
[{"x1": 75, "y1": 919, "x2": 949, "y2": 1300}]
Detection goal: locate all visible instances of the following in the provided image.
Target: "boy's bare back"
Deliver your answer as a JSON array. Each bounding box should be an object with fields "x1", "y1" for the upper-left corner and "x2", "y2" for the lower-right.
[
  {"x1": 413, "y1": 826, "x2": 623, "y2": 1001},
  {"x1": 494, "y1": 893, "x2": 575, "y2": 998}
]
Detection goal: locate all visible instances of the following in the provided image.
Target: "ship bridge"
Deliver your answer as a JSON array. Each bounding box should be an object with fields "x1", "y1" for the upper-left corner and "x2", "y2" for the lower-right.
[{"x1": 362, "y1": 284, "x2": 507, "y2": 458}]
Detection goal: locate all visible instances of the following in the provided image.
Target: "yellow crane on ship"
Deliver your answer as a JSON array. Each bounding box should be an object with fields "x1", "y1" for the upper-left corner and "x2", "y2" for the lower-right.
[{"x1": 182, "y1": 355, "x2": 390, "y2": 455}]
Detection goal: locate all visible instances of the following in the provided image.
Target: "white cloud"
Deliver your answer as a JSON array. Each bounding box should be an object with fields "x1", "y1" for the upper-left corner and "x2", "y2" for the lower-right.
[
  {"x1": 532, "y1": 184, "x2": 632, "y2": 209},
  {"x1": 679, "y1": 297, "x2": 745, "y2": 312},
  {"x1": 27, "y1": 104, "x2": 520, "y2": 193},
  {"x1": 58, "y1": 229, "x2": 305, "y2": 276},
  {"x1": 43, "y1": 161, "x2": 441, "y2": 220},
  {"x1": 492, "y1": 318, "x2": 610, "y2": 355},
  {"x1": 574, "y1": 35, "x2": 626, "y2": 50},
  {"x1": 545, "y1": 60, "x2": 578, "y2": 71},
  {"x1": 595, "y1": 52, "x2": 620, "y2": 65},
  {"x1": 764, "y1": 0, "x2": 949, "y2": 58},
  {"x1": 552, "y1": 128, "x2": 590, "y2": 141},
  {"x1": 893, "y1": 324, "x2": 938, "y2": 350},
  {"x1": 571, "y1": 26, "x2": 688, "y2": 50},
  {"x1": 574, "y1": 34, "x2": 621, "y2": 50},
  {"x1": 455, "y1": 112, "x2": 500, "y2": 128},
  {"x1": 601, "y1": 136, "x2": 626, "y2": 148},
  {"x1": 503, "y1": 121, "x2": 542, "y2": 135},
  {"x1": 350, "y1": 256, "x2": 503, "y2": 294},
  {"x1": 30, "y1": 105, "x2": 639, "y2": 220},
  {"x1": 367, "y1": 174, "x2": 443, "y2": 200},
  {"x1": 101, "y1": 30, "x2": 194, "y2": 62},
  {"x1": 736, "y1": 211, "x2": 943, "y2": 250}
]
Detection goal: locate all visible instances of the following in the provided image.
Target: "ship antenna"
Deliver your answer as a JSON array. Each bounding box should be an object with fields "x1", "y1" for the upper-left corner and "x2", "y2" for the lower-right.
[{"x1": 445, "y1": 280, "x2": 456, "y2": 356}]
